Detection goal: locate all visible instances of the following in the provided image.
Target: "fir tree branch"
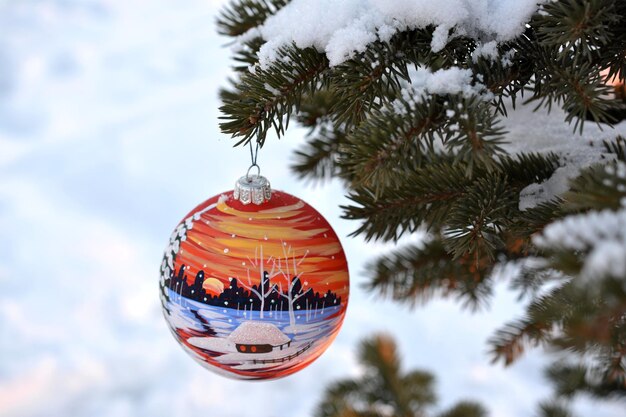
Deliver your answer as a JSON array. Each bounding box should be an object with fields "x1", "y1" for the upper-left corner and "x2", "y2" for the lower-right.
[
  {"x1": 219, "y1": 45, "x2": 329, "y2": 145},
  {"x1": 603, "y1": 135, "x2": 626, "y2": 162},
  {"x1": 438, "y1": 402, "x2": 488, "y2": 417},
  {"x1": 537, "y1": 401, "x2": 575, "y2": 417},
  {"x1": 218, "y1": 1, "x2": 626, "y2": 404},
  {"x1": 230, "y1": 37, "x2": 266, "y2": 71},
  {"x1": 534, "y1": 0, "x2": 619, "y2": 61},
  {"x1": 525, "y1": 0, "x2": 626, "y2": 128},
  {"x1": 316, "y1": 379, "x2": 386, "y2": 417},
  {"x1": 506, "y1": 199, "x2": 566, "y2": 258},
  {"x1": 526, "y1": 53, "x2": 618, "y2": 131},
  {"x1": 342, "y1": 159, "x2": 471, "y2": 241},
  {"x1": 489, "y1": 284, "x2": 572, "y2": 365},
  {"x1": 489, "y1": 317, "x2": 553, "y2": 366},
  {"x1": 443, "y1": 173, "x2": 516, "y2": 262},
  {"x1": 445, "y1": 98, "x2": 508, "y2": 172},
  {"x1": 290, "y1": 90, "x2": 347, "y2": 182},
  {"x1": 329, "y1": 29, "x2": 433, "y2": 127},
  {"x1": 316, "y1": 334, "x2": 458, "y2": 417},
  {"x1": 490, "y1": 278, "x2": 625, "y2": 369},
  {"x1": 295, "y1": 89, "x2": 339, "y2": 129},
  {"x1": 216, "y1": 0, "x2": 288, "y2": 37},
  {"x1": 291, "y1": 128, "x2": 346, "y2": 183},
  {"x1": 563, "y1": 161, "x2": 626, "y2": 212},
  {"x1": 359, "y1": 335, "x2": 411, "y2": 417},
  {"x1": 366, "y1": 240, "x2": 493, "y2": 310},
  {"x1": 340, "y1": 96, "x2": 447, "y2": 193},
  {"x1": 546, "y1": 361, "x2": 626, "y2": 399},
  {"x1": 496, "y1": 152, "x2": 561, "y2": 187},
  {"x1": 342, "y1": 152, "x2": 559, "y2": 243},
  {"x1": 402, "y1": 370, "x2": 438, "y2": 410},
  {"x1": 509, "y1": 263, "x2": 568, "y2": 300}
]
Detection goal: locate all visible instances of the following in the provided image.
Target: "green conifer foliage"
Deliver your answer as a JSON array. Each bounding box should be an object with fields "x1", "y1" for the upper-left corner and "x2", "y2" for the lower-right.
[
  {"x1": 217, "y1": 0, "x2": 626, "y2": 405},
  {"x1": 315, "y1": 334, "x2": 486, "y2": 417}
]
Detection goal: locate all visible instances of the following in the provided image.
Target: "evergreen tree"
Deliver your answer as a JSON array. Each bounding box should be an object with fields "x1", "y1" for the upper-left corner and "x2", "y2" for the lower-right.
[
  {"x1": 217, "y1": 0, "x2": 626, "y2": 408},
  {"x1": 315, "y1": 334, "x2": 486, "y2": 417}
]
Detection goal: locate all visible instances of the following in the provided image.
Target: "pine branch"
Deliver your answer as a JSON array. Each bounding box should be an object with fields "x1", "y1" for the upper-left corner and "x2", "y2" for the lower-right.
[
  {"x1": 509, "y1": 264, "x2": 567, "y2": 300},
  {"x1": 219, "y1": 45, "x2": 329, "y2": 145},
  {"x1": 546, "y1": 361, "x2": 626, "y2": 400},
  {"x1": 445, "y1": 98, "x2": 508, "y2": 172},
  {"x1": 340, "y1": 96, "x2": 447, "y2": 193},
  {"x1": 601, "y1": 1, "x2": 626, "y2": 82},
  {"x1": 603, "y1": 135, "x2": 626, "y2": 162},
  {"x1": 525, "y1": 0, "x2": 626, "y2": 128},
  {"x1": 537, "y1": 401, "x2": 575, "y2": 417},
  {"x1": 491, "y1": 276, "x2": 625, "y2": 369},
  {"x1": 316, "y1": 378, "x2": 386, "y2": 417},
  {"x1": 295, "y1": 89, "x2": 339, "y2": 129},
  {"x1": 552, "y1": 298, "x2": 626, "y2": 356},
  {"x1": 291, "y1": 128, "x2": 345, "y2": 183},
  {"x1": 366, "y1": 240, "x2": 493, "y2": 310},
  {"x1": 342, "y1": 158, "x2": 471, "y2": 241},
  {"x1": 471, "y1": 37, "x2": 532, "y2": 117},
  {"x1": 343, "y1": 151, "x2": 559, "y2": 243},
  {"x1": 497, "y1": 152, "x2": 561, "y2": 186},
  {"x1": 359, "y1": 335, "x2": 417, "y2": 417},
  {"x1": 489, "y1": 317, "x2": 553, "y2": 366},
  {"x1": 216, "y1": 0, "x2": 288, "y2": 37},
  {"x1": 525, "y1": 33, "x2": 620, "y2": 130},
  {"x1": 443, "y1": 173, "x2": 516, "y2": 262},
  {"x1": 534, "y1": 0, "x2": 619, "y2": 61},
  {"x1": 438, "y1": 402, "x2": 488, "y2": 417},
  {"x1": 563, "y1": 160, "x2": 626, "y2": 212},
  {"x1": 218, "y1": 1, "x2": 626, "y2": 405},
  {"x1": 489, "y1": 284, "x2": 573, "y2": 365},
  {"x1": 230, "y1": 37, "x2": 266, "y2": 71},
  {"x1": 329, "y1": 29, "x2": 433, "y2": 127},
  {"x1": 507, "y1": 200, "x2": 566, "y2": 257},
  {"x1": 402, "y1": 370, "x2": 438, "y2": 409},
  {"x1": 546, "y1": 362, "x2": 588, "y2": 398},
  {"x1": 316, "y1": 334, "x2": 442, "y2": 417},
  {"x1": 290, "y1": 90, "x2": 347, "y2": 182}
]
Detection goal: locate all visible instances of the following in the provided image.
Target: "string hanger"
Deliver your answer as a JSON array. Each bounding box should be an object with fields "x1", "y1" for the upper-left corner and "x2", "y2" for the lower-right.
[{"x1": 247, "y1": 138, "x2": 260, "y2": 179}]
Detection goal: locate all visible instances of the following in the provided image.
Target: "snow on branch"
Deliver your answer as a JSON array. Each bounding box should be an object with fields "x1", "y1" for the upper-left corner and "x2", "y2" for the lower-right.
[
  {"x1": 534, "y1": 194, "x2": 626, "y2": 281},
  {"x1": 254, "y1": 0, "x2": 545, "y2": 67}
]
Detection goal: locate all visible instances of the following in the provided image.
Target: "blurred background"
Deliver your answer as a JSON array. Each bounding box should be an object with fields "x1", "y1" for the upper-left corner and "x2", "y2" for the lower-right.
[{"x1": 0, "y1": 1, "x2": 622, "y2": 416}]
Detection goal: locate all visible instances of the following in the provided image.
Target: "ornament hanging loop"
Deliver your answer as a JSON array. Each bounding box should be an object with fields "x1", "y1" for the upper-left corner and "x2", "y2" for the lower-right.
[
  {"x1": 248, "y1": 139, "x2": 260, "y2": 167},
  {"x1": 246, "y1": 163, "x2": 261, "y2": 180},
  {"x1": 234, "y1": 139, "x2": 271, "y2": 205}
]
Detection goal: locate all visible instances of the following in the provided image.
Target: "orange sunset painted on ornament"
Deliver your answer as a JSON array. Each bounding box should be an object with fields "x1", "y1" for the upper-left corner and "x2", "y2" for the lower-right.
[{"x1": 159, "y1": 189, "x2": 349, "y2": 380}]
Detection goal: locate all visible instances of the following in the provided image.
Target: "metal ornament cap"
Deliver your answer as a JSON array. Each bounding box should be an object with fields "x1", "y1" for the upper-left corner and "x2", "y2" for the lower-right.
[{"x1": 234, "y1": 174, "x2": 272, "y2": 205}]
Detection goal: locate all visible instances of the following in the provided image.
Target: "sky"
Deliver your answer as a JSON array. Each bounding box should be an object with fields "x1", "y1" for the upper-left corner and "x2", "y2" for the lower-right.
[
  {"x1": 0, "y1": 1, "x2": 624, "y2": 417},
  {"x1": 175, "y1": 192, "x2": 349, "y2": 299}
]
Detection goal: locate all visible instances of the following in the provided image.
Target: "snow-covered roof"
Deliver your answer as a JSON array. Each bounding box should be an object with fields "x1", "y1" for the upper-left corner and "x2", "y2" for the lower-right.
[{"x1": 227, "y1": 321, "x2": 290, "y2": 345}]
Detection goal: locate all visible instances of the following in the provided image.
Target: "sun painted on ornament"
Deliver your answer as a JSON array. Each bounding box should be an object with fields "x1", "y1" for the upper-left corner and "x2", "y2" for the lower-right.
[{"x1": 159, "y1": 190, "x2": 350, "y2": 380}]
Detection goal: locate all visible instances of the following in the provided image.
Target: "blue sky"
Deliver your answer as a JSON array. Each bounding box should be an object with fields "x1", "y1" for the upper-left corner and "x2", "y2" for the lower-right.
[{"x1": 0, "y1": 1, "x2": 624, "y2": 416}]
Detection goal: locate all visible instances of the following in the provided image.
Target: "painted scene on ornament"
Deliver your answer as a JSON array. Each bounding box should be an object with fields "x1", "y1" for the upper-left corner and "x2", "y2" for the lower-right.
[{"x1": 159, "y1": 190, "x2": 350, "y2": 380}]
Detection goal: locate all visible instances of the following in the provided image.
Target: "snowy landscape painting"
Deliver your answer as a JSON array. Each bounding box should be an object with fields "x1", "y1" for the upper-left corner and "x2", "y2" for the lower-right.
[
  {"x1": 159, "y1": 190, "x2": 349, "y2": 379},
  {"x1": 164, "y1": 286, "x2": 343, "y2": 379}
]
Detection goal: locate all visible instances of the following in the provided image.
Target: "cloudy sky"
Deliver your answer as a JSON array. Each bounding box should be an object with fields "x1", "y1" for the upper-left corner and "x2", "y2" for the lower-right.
[{"x1": 0, "y1": 1, "x2": 623, "y2": 417}]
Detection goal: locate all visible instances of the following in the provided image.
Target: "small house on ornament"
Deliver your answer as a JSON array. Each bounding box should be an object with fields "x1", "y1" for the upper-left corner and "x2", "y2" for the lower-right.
[{"x1": 228, "y1": 321, "x2": 292, "y2": 354}]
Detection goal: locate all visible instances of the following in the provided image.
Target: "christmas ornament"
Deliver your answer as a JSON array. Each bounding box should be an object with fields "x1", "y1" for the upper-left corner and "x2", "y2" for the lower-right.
[{"x1": 159, "y1": 154, "x2": 349, "y2": 380}]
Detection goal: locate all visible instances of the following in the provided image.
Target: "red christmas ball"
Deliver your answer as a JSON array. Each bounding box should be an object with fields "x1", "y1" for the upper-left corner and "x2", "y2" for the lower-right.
[{"x1": 159, "y1": 187, "x2": 349, "y2": 380}]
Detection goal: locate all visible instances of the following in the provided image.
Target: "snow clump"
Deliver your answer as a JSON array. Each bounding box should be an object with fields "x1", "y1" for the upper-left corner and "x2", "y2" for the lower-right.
[
  {"x1": 534, "y1": 204, "x2": 626, "y2": 283},
  {"x1": 255, "y1": 0, "x2": 545, "y2": 67}
]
